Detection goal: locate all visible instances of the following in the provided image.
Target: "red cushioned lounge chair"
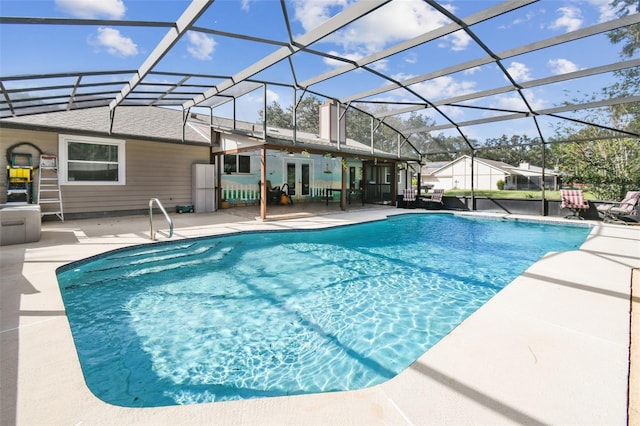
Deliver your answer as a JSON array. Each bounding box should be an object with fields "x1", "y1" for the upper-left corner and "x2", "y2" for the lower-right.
[
  {"x1": 597, "y1": 191, "x2": 640, "y2": 224},
  {"x1": 560, "y1": 189, "x2": 590, "y2": 220},
  {"x1": 402, "y1": 188, "x2": 417, "y2": 208},
  {"x1": 422, "y1": 188, "x2": 444, "y2": 210}
]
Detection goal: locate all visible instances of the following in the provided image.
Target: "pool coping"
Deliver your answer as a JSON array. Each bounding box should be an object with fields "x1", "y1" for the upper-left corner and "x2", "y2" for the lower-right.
[{"x1": 1, "y1": 209, "x2": 638, "y2": 425}]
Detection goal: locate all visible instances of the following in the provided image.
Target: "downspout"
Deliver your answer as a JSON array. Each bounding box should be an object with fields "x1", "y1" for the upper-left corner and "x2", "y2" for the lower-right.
[
  {"x1": 209, "y1": 106, "x2": 215, "y2": 147},
  {"x1": 109, "y1": 108, "x2": 116, "y2": 135},
  {"x1": 233, "y1": 97, "x2": 237, "y2": 131},
  {"x1": 182, "y1": 107, "x2": 190, "y2": 143}
]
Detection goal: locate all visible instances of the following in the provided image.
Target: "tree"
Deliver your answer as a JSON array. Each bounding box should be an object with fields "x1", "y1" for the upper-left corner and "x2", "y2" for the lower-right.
[
  {"x1": 262, "y1": 100, "x2": 291, "y2": 129},
  {"x1": 608, "y1": 0, "x2": 640, "y2": 58},
  {"x1": 294, "y1": 96, "x2": 321, "y2": 134},
  {"x1": 477, "y1": 134, "x2": 543, "y2": 166},
  {"x1": 259, "y1": 95, "x2": 321, "y2": 133},
  {"x1": 345, "y1": 107, "x2": 372, "y2": 144},
  {"x1": 550, "y1": 102, "x2": 640, "y2": 200},
  {"x1": 550, "y1": 0, "x2": 640, "y2": 200}
]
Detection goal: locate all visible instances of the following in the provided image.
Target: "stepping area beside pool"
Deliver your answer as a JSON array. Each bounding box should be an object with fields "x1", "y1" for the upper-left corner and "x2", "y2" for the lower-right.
[{"x1": 1, "y1": 208, "x2": 639, "y2": 425}]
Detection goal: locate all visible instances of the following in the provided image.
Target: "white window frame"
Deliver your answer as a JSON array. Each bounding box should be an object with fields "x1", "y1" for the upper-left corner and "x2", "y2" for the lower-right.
[{"x1": 58, "y1": 134, "x2": 126, "y2": 185}]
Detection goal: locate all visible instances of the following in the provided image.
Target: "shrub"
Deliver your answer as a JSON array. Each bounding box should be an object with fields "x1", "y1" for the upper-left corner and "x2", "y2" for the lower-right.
[{"x1": 496, "y1": 179, "x2": 505, "y2": 190}]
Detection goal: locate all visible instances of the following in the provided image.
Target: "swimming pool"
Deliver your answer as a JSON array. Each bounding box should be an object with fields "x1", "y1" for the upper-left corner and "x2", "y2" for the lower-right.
[{"x1": 56, "y1": 213, "x2": 591, "y2": 407}]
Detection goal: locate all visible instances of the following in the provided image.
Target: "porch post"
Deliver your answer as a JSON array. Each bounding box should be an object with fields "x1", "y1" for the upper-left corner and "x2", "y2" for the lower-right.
[{"x1": 260, "y1": 147, "x2": 267, "y2": 220}]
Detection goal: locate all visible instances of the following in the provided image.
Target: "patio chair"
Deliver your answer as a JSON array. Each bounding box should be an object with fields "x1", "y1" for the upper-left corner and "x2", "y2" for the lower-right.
[
  {"x1": 422, "y1": 188, "x2": 444, "y2": 210},
  {"x1": 261, "y1": 180, "x2": 281, "y2": 205},
  {"x1": 597, "y1": 191, "x2": 640, "y2": 224},
  {"x1": 560, "y1": 189, "x2": 589, "y2": 219},
  {"x1": 402, "y1": 188, "x2": 417, "y2": 208}
]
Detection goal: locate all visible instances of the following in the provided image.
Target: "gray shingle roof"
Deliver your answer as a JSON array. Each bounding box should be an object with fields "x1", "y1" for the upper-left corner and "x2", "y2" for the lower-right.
[{"x1": 0, "y1": 106, "x2": 211, "y2": 145}]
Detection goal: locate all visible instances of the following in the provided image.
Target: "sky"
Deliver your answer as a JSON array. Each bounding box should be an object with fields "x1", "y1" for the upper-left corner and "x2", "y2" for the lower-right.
[{"x1": 1, "y1": 0, "x2": 638, "y2": 143}]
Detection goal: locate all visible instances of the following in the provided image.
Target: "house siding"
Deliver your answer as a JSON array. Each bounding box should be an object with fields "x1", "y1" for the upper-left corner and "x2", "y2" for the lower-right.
[
  {"x1": 1, "y1": 128, "x2": 58, "y2": 204},
  {"x1": 1, "y1": 128, "x2": 211, "y2": 214}
]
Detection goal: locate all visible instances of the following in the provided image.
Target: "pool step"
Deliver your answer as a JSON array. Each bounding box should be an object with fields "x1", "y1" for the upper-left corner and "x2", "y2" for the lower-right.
[{"x1": 60, "y1": 244, "x2": 235, "y2": 290}]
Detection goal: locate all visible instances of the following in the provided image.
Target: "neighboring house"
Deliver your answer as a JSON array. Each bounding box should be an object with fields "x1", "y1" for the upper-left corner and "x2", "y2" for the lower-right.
[
  {"x1": 1, "y1": 104, "x2": 416, "y2": 219},
  {"x1": 421, "y1": 155, "x2": 559, "y2": 191},
  {"x1": 504, "y1": 161, "x2": 560, "y2": 191}
]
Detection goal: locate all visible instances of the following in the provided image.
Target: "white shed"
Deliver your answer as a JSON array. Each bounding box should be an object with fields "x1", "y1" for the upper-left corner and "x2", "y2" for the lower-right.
[{"x1": 422, "y1": 156, "x2": 512, "y2": 191}]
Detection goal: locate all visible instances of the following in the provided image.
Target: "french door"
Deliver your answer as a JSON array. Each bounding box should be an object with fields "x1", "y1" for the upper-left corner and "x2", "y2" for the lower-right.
[
  {"x1": 364, "y1": 162, "x2": 393, "y2": 204},
  {"x1": 285, "y1": 160, "x2": 311, "y2": 197}
]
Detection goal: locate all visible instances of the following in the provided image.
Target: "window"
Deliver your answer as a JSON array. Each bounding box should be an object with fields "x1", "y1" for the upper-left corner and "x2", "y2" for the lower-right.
[
  {"x1": 223, "y1": 154, "x2": 250, "y2": 174},
  {"x1": 384, "y1": 166, "x2": 391, "y2": 184},
  {"x1": 59, "y1": 135, "x2": 126, "y2": 185}
]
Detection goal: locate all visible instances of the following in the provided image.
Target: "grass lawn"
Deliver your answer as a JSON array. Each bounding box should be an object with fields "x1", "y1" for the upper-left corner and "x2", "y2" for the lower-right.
[{"x1": 437, "y1": 190, "x2": 597, "y2": 200}]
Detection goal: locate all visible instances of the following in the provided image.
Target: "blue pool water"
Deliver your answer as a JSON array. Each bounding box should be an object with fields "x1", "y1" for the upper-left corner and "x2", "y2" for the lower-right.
[{"x1": 57, "y1": 214, "x2": 590, "y2": 407}]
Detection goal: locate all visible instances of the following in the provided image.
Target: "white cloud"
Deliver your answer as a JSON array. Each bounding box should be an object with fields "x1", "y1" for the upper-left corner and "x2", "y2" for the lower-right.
[
  {"x1": 490, "y1": 91, "x2": 546, "y2": 115},
  {"x1": 506, "y1": 62, "x2": 531, "y2": 82},
  {"x1": 445, "y1": 30, "x2": 472, "y2": 52},
  {"x1": 187, "y1": 32, "x2": 216, "y2": 61},
  {"x1": 587, "y1": 0, "x2": 618, "y2": 22},
  {"x1": 463, "y1": 67, "x2": 481, "y2": 76},
  {"x1": 91, "y1": 27, "x2": 138, "y2": 57},
  {"x1": 240, "y1": 0, "x2": 253, "y2": 11},
  {"x1": 405, "y1": 53, "x2": 417, "y2": 65},
  {"x1": 549, "y1": 6, "x2": 583, "y2": 32},
  {"x1": 56, "y1": 0, "x2": 125, "y2": 19},
  {"x1": 492, "y1": 95, "x2": 529, "y2": 113},
  {"x1": 391, "y1": 72, "x2": 415, "y2": 82},
  {"x1": 408, "y1": 75, "x2": 476, "y2": 100},
  {"x1": 511, "y1": 11, "x2": 536, "y2": 27},
  {"x1": 293, "y1": 0, "x2": 462, "y2": 67},
  {"x1": 369, "y1": 59, "x2": 389, "y2": 72},
  {"x1": 323, "y1": 50, "x2": 363, "y2": 68},
  {"x1": 548, "y1": 58, "x2": 579, "y2": 75},
  {"x1": 292, "y1": 0, "x2": 349, "y2": 32},
  {"x1": 266, "y1": 89, "x2": 280, "y2": 104}
]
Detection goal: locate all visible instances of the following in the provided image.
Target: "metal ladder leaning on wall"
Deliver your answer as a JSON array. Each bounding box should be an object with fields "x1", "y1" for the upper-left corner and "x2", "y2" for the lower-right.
[{"x1": 37, "y1": 154, "x2": 64, "y2": 222}]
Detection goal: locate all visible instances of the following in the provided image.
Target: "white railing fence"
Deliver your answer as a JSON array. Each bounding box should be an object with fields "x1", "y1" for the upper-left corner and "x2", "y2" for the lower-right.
[{"x1": 220, "y1": 184, "x2": 338, "y2": 205}]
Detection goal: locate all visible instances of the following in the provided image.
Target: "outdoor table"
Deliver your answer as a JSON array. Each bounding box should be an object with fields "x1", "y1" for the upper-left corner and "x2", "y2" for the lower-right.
[{"x1": 325, "y1": 188, "x2": 365, "y2": 206}]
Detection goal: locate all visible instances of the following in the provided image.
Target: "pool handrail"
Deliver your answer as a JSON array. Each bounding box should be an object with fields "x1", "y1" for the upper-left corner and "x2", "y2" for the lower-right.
[{"x1": 149, "y1": 198, "x2": 174, "y2": 240}]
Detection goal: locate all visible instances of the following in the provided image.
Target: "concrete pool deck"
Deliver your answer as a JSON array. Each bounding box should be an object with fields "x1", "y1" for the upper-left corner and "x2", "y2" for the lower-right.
[{"x1": 1, "y1": 208, "x2": 639, "y2": 425}]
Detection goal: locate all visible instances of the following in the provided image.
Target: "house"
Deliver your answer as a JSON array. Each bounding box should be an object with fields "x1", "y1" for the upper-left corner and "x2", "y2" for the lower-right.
[
  {"x1": 504, "y1": 161, "x2": 560, "y2": 191},
  {"x1": 421, "y1": 155, "x2": 559, "y2": 191},
  {"x1": 1, "y1": 104, "x2": 417, "y2": 220}
]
